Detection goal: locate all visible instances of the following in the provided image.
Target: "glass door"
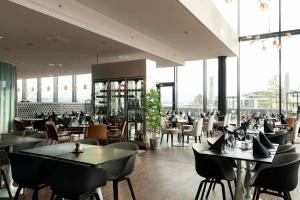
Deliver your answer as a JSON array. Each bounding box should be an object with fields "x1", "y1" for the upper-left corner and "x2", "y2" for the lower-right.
[
  {"x1": 157, "y1": 82, "x2": 175, "y2": 113},
  {"x1": 127, "y1": 79, "x2": 144, "y2": 141},
  {"x1": 110, "y1": 80, "x2": 126, "y2": 122},
  {"x1": 94, "y1": 81, "x2": 108, "y2": 117}
]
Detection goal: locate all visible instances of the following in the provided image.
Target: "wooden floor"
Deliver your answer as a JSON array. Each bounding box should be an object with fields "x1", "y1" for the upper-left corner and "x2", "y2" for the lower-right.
[{"x1": 16, "y1": 138, "x2": 300, "y2": 200}]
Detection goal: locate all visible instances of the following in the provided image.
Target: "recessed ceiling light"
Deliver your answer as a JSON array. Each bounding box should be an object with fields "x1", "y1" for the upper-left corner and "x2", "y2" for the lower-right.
[
  {"x1": 48, "y1": 75, "x2": 54, "y2": 77},
  {"x1": 0, "y1": 36, "x2": 3, "y2": 39},
  {"x1": 57, "y1": 64, "x2": 63, "y2": 67},
  {"x1": 48, "y1": 63, "x2": 55, "y2": 67}
]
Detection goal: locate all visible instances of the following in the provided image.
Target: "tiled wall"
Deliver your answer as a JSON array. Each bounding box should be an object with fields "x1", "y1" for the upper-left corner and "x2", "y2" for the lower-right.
[{"x1": 17, "y1": 102, "x2": 91, "y2": 118}]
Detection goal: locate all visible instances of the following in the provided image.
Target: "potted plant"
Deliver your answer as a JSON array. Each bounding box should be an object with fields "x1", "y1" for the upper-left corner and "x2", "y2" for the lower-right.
[{"x1": 144, "y1": 88, "x2": 163, "y2": 150}]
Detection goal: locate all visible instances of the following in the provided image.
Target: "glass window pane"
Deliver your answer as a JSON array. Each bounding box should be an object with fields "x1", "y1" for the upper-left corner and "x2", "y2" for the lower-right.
[
  {"x1": 58, "y1": 75, "x2": 72, "y2": 102},
  {"x1": 17, "y1": 80, "x2": 22, "y2": 102},
  {"x1": 155, "y1": 67, "x2": 174, "y2": 83},
  {"x1": 76, "y1": 74, "x2": 91, "y2": 103},
  {"x1": 227, "y1": 57, "x2": 237, "y2": 125},
  {"x1": 281, "y1": 35, "x2": 300, "y2": 115},
  {"x1": 282, "y1": 0, "x2": 300, "y2": 31},
  {"x1": 240, "y1": 0, "x2": 279, "y2": 36},
  {"x1": 240, "y1": 41, "x2": 279, "y2": 118},
  {"x1": 207, "y1": 59, "x2": 218, "y2": 111},
  {"x1": 26, "y1": 78, "x2": 37, "y2": 102},
  {"x1": 178, "y1": 60, "x2": 203, "y2": 113},
  {"x1": 160, "y1": 87, "x2": 173, "y2": 113},
  {"x1": 41, "y1": 77, "x2": 54, "y2": 102}
]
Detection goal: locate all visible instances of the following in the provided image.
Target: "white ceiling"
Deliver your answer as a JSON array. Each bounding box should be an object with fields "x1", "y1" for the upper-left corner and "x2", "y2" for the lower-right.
[
  {"x1": 0, "y1": 1, "x2": 174, "y2": 78},
  {"x1": 1, "y1": 0, "x2": 238, "y2": 79}
]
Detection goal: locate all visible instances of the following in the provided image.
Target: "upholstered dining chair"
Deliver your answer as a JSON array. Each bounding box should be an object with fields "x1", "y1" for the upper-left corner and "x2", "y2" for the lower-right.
[
  {"x1": 86, "y1": 124, "x2": 108, "y2": 144},
  {"x1": 45, "y1": 120, "x2": 72, "y2": 144},
  {"x1": 108, "y1": 121, "x2": 127, "y2": 142},
  {"x1": 160, "y1": 120, "x2": 180, "y2": 146},
  {"x1": 182, "y1": 118, "x2": 203, "y2": 145}
]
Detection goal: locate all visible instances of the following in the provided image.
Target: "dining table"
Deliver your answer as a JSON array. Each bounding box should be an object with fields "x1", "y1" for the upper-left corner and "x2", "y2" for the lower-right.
[
  {"x1": 193, "y1": 139, "x2": 278, "y2": 200},
  {"x1": 20, "y1": 142, "x2": 136, "y2": 200},
  {"x1": 0, "y1": 133, "x2": 43, "y2": 198}
]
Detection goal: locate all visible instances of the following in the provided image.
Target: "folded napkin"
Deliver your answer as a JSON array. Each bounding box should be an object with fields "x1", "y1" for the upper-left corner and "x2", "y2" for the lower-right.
[
  {"x1": 209, "y1": 134, "x2": 225, "y2": 153},
  {"x1": 253, "y1": 137, "x2": 271, "y2": 158},
  {"x1": 280, "y1": 113, "x2": 287, "y2": 124},
  {"x1": 259, "y1": 132, "x2": 274, "y2": 149},
  {"x1": 264, "y1": 120, "x2": 274, "y2": 133},
  {"x1": 240, "y1": 121, "x2": 250, "y2": 132}
]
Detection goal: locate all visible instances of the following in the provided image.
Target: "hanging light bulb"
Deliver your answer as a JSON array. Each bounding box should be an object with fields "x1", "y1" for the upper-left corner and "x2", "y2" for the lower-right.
[
  {"x1": 273, "y1": 38, "x2": 279, "y2": 46},
  {"x1": 47, "y1": 86, "x2": 51, "y2": 91},
  {"x1": 276, "y1": 42, "x2": 282, "y2": 49},
  {"x1": 285, "y1": 32, "x2": 292, "y2": 38},
  {"x1": 259, "y1": 1, "x2": 269, "y2": 11},
  {"x1": 225, "y1": 0, "x2": 232, "y2": 3},
  {"x1": 83, "y1": 84, "x2": 88, "y2": 90},
  {"x1": 64, "y1": 85, "x2": 68, "y2": 90},
  {"x1": 262, "y1": 41, "x2": 267, "y2": 51},
  {"x1": 31, "y1": 87, "x2": 34, "y2": 92}
]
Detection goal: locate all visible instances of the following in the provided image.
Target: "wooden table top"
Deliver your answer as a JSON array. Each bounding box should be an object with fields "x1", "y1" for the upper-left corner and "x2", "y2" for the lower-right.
[{"x1": 21, "y1": 143, "x2": 135, "y2": 166}]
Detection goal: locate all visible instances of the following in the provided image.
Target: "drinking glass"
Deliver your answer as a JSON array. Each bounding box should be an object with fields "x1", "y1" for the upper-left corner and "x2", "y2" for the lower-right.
[
  {"x1": 245, "y1": 133, "x2": 253, "y2": 143},
  {"x1": 227, "y1": 134, "x2": 236, "y2": 149},
  {"x1": 237, "y1": 130, "x2": 245, "y2": 141}
]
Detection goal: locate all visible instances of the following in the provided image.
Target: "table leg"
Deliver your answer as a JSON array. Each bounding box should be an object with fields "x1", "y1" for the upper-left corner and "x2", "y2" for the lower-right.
[
  {"x1": 243, "y1": 161, "x2": 253, "y2": 200},
  {"x1": 234, "y1": 160, "x2": 243, "y2": 200},
  {"x1": 172, "y1": 134, "x2": 189, "y2": 147}
]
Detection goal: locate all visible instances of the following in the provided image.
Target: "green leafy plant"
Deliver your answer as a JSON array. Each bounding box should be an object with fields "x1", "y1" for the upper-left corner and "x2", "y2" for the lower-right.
[{"x1": 144, "y1": 88, "x2": 163, "y2": 139}]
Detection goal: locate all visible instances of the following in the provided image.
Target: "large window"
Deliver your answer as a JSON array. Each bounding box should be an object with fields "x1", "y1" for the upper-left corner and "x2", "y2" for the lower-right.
[
  {"x1": 26, "y1": 78, "x2": 37, "y2": 102},
  {"x1": 207, "y1": 59, "x2": 218, "y2": 111},
  {"x1": 76, "y1": 74, "x2": 91, "y2": 103},
  {"x1": 17, "y1": 80, "x2": 22, "y2": 102},
  {"x1": 41, "y1": 77, "x2": 54, "y2": 102},
  {"x1": 282, "y1": 0, "x2": 300, "y2": 31},
  {"x1": 178, "y1": 61, "x2": 203, "y2": 113},
  {"x1": 240, "y1": 0, "x2": 279, "y2": 36},
  {"x1": 281, "y1": 35, "x2": 300, "y2": 115},
  {"x1": 58, "y1": 75, "x2": 72, "y2": 102},
  {"x1": 227, "y1": 57, "x2": 238, "y2": 124},
  {"x1": 240, "y1": 41, "x2": 279, "y2": 117}
]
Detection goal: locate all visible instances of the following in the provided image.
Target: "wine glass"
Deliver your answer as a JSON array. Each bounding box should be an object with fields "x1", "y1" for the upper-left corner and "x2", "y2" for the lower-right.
[
  {"x1": 237, "y1": 130, "x2": 245, "y2": 141},
  {"x1": 245, "y1": 133, "x2": 253, "y2": 143},
  {"x1": 227, "y1": 134, "x2": 236, "y2": 150}
]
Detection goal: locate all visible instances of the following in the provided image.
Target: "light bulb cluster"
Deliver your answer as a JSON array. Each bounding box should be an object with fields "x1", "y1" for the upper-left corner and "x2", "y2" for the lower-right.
[{"x1": 225, "y1": 0, "x2": 269, "y2": 12}]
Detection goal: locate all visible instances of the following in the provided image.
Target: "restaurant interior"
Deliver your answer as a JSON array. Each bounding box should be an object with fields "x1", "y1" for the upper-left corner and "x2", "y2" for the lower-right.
[{"x1": 1, "y1": 0, "x2": 300, "y2": 200}]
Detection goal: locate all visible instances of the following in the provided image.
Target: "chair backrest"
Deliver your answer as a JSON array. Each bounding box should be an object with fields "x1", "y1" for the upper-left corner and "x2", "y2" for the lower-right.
[
  {"x1": 287, "y1": 117, "x2": 296, "y2": 128},
  {"x1": 32, "y1": 120, "x2": 46, "y2": 132},
  {"x1": 207, "y1": 115, "x2": 214, "y2": 132},
  {"x1": 196, "y1": 118, "x2": 203, "y2": 137},
  {"x1": 254, "y1": 153, "x2": 300, "y2": 192},
  {"x1": 47, "y1": 159, "x2": 106, "y2": 199},
  {"x1": 87, "y1": 124, "x2": 107, "y2": 140},
  {"x1": 192, "y1": 145, "x2": 234, "y2": 180},
  {"x1": 268, "y1": 132, "x2": 288, "y2": 145},
  {"x1": 45, "y1": 120, "x2": 59, "y2": 141},
  {"x1": 106, "y1": 142, "x2": 138, "y2": 177},
  {"x1": 77, "y1": 138, "x2": 99, "y2": 146},
  {"x1": 9, "y1": 153, "x2": 47, "y2": 188},
  {"x1": 0, "y1": 150, "x2": 9, "y2": 166},
  {"x1": 14, "y1": 118, "x2": 25, "y2": 131}
]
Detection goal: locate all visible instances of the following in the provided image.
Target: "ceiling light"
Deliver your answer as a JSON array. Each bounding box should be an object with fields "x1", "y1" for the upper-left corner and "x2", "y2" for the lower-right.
[
  {"x1": 48, "y1": 75, "x2": 54, "y2": 77},
  {"x1": 273, "y1": 38, "x2": 279, "y2": 46},
  {"x1": 259, "y1": 1, "x2": 269, "y2": 11},
  {"x1": 262, "y1": 41, "x2": 267, "y2": 51},
  {"x1": 57, "y1": 64, "x2": 63, "y2": 67},
  {"x1": 47, "y1": 86, "x2": 51, "y2": 91},
  {"x1": 31, "y1": 87, "x2": 35, "y2": 92},
  {"x1": 83, "y1": 84, "x2": 88, "y2": 90},
  {"x1": 225, "y1": 0, "x2": 232, "y2": 3},
  {"x1": 0, "y1": 36, "x2": 3, "y2": 39},
  {"x1": 276, "y1": 43, "x2": 282, "y2": 49},
  {"x1": 64, "y1": 85, "x2": 68, "y2": 90},
  {"x1": 285, "y1": 33, "x2": 292, "y2": 38}
]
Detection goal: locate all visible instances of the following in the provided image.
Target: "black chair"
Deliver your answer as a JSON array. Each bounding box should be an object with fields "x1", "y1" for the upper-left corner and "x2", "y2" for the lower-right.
[
  {"x1": 267, "y1": 132, "x2": 288, "y2": 145},
  {"x1": 47, "y1": 159, "x2": 106, "y2": 200},
  {"x1": 77, "y1": 138, "x2": 99, "y2": 146},
  {"x1": 102, "y1": 142, "x2": 138, "y2": 200},
  {"x1": 251, "y1": 153, "x2": 300, "y2": 200},
  {"x1": 0, "y1": 151, "x2": 12, "y2": 200},
  {"x1": 9, "y1": 152, "x2": 48, "y2": 200},
  {"x1": 277, "y1": 144, "x2": 296, "y2": 154},
  {"x1": 193, "y1": 145, "x2": 236, "y2": 200}
]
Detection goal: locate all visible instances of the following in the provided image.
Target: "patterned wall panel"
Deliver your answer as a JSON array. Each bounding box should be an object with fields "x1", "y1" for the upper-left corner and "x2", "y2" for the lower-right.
[{"x1": 17, "y1": 102, "x2": 90, "y2": 118}]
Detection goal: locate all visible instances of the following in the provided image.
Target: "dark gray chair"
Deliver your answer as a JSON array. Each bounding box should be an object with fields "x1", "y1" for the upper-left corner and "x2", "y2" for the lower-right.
[
  {"x1": 277, "y1": 144, "x2": 296, "y2": 154},
  {"x1": 193, "y1": 145, "x2": 236, "y2": 200},
  {"x1": 47, "y1": 159, "x2": 107, "y2": 200},
  {"x1": 251, "y1": 153, "x2": 300, "y2": 200},
  {"x1": 0, "y1": 151, "x2": 12, "y2": 200},
  {"x1": 77, "y1": 138, "x2": 99, "y2": 146},
  {"x1": 9, "y1": 152, "x2": 48, "y2": 200},
  {"x1": 102, "y1": 142, "x2": 138, "y2": 200}
]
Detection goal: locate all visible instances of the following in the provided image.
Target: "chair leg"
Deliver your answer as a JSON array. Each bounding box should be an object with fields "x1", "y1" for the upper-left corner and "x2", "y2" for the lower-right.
[
  {"x1": 213, "y1": 182, "x2": 216, "y2": 190},
  {"x1": 205, "y1": 179, "x2": 214, "y2": 199},
  {"x1": 160, "y1": 134, "x2": 163, "y2": 144},
  {"x1": 50, "y1": 192, "x2": 55, "y2": 200},
  {"x1": 255, "y1": 188, "x2": 260, "y2": 200},
  {"x1": 252, "y1": 187, "x2": 257, "y2": 200},
  {"x1": 287, "y1": 192, "x2": 292, "y2": 200},
  {"x1": 171, "y1": 134, "x2": 173, "y2": 146},
  {"x1": 126, "y1": 178, "x2": 136, "y2": 200},
  {"x1": 167, "y1": 134, "x2": 169, "y2": 143},
  {"x1": 1, "y1": 169, "x2": 12, "y2": 200},
  {"x1": 187, "y1": 136, "x2": 189, "y2": 144},
  {"x1": 195, "y1": 181, "x2": 204, "y2": 200},
  {"x1": 32, "y1": 189, "x2": 38, "y2": 200},
  {"x1": 200, "y1": 180, "x2": 207, "y2": 200},
  {"x1": 220, "y1": 181, "x2": 226, "y2": 200},
  {"x1": 227, "y1": 181, "x2": 234, "y2": 200},
  {"x1": 195, "y1": 136, "x2": 197, "y2": 143},
  {"x1": 92, "y1": 193, "x2": 101, "y2": 200},
  {"x1": 182, "y1": 135, "x2": 185, "y2": 146},
  {"x1": 13, "y1": 186, "x2": 22, "y2": 200},
  {"x1": 113, "y1": 180, "x2": 119, "y2": 200},
  {"x1": 198, "y1": 136, "x2": 201, "y2": 143}
]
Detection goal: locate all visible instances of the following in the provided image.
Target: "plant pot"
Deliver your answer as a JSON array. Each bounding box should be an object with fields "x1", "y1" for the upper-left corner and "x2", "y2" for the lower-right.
[{"x1": 149, "y1": 138, "x2": 159, "y2": 150}]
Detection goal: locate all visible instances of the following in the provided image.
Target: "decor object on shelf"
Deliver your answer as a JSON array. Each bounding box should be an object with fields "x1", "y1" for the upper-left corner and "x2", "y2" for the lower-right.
[{"x1": 144, "y1": 88, "x2": 163, "y2": 150}]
